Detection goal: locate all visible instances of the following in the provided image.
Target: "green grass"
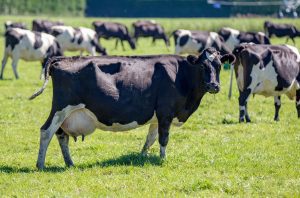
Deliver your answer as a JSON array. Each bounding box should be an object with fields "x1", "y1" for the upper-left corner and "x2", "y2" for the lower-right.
[{"x1": 0, "y1": 16, "x2": 300, "y2": 196}]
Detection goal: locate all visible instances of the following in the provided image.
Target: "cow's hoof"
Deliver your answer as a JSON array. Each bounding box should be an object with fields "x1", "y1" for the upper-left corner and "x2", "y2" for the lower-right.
[
  {"x1": 246, "y1": 119, "x2": 251, "y2": 123},
  {"x1": 36, "y1": 163, "x2": 45, "y2": 170},
  {"x1": 141, "y1": 150, "x2": 148, "y2": 157},
  {"x1": 239, "y1": 118, "x2": 245, "y2": 123},
  {"x1": 274, "y1": 117, "x2": 279, "y2": 122}
]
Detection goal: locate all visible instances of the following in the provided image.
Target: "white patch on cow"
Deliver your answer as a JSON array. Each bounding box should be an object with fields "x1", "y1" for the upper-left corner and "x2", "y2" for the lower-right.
[
  {"x1": 274, "y1": 96, "x2": 281, "y2": 106},
  {"x1": 175, "y1": 29, "x2": 202, "y2": 55},
  {"x1": 205, "y1": 32, "x2": 219, "y2": 49},
  {"x1": 237, "y1": 64, "x2": 244, "y2": 91},
  {"x1": 160, "y1": 145, "x2": 166, "y2": 158},
  {"x1": 239, "y1": 106, "x2": 246, "y2": 111},
  {"x1": 285, "y1": 44, "x2": 300, "y2": 62},
  {"x1": 205, "y1": 51, "x2": 217, "y2": 62},
  {"x1": 223, "y1": 27, "x2": 240, "y2": 52},
  {"x1": 257, "y1": 32, "x2": 266, "y2": 36},
  {"x1": 52, "y1": 26, "x2": 98, "y2": 55},
  {"x1": 246, "y1": 60, "x2": 299, "y2": 99},
  {"x1": 296, "y1": 100, "x2": 300, "y2": 106}
]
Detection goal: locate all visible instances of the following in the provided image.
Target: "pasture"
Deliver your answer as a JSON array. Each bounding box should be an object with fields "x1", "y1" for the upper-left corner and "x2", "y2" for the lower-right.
[{"x1": 0, "y1": 16, "x2": 299, "y2": 196}]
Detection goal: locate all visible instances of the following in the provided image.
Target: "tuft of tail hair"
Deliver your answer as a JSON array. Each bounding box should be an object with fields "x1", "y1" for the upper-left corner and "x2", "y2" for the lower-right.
[{"x1": 28, "y1": 57, "x2": 55, "y2": 100}]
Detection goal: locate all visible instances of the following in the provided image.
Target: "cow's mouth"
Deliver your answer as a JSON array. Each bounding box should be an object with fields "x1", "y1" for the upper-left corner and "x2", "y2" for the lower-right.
[{"x1": 205, "y1": 83, "x2": 220, "y2": 94}]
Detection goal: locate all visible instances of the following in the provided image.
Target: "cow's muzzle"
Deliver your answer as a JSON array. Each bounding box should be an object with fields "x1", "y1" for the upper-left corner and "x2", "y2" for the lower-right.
[{"x1": 205, "y1": 83, "x2": 220, "y2": 94}]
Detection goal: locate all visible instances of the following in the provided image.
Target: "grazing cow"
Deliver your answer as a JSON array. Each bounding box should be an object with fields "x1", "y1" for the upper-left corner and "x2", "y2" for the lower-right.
[
  {"x1": 218, "y1": 27, "x2": 270, "y2": 52},
  {"x1": 173, "y1": 29, "x2": 231, "y2": 55},
  {"x1": 93, "y1": 21, "x2": 136, "y2": 50},
  {"x1": 51, "y1": 25, "x2": 107, "y2": 56},
  {"x1": 32, "y1": 19, "x2": 64, "y2": 34},
  {"x1": 231, "y1": 43, "x2": 300, "y2": 122},
  {"x1": 4, "y1": 21, "x2": 27, "y2": 30},
  {"x1": 1, "y1": 28, "x2": 63, "y2": 79},
  {"x1": 29, "y1": 47, "x2": 235, "y2": 169},
  {"x1": 264, "y1": 21, "x2": 300, "y2": 45},
  {"x1": 132, "y1": 20, "x2": 170, "y2": 47}
]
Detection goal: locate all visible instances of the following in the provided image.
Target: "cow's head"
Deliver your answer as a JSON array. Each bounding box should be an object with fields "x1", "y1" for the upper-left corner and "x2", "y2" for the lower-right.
[
  {"x1": 128, "y1": 37, "x2": 136, "y2": 50},
  {"x1": 187, "y1": 47, "x2": 235, "y2": 94}
]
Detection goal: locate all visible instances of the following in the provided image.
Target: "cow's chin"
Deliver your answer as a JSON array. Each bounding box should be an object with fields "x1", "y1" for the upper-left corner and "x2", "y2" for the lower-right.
[{"x1": 208, "y1": 89, "x2": 219, "y2": 94}]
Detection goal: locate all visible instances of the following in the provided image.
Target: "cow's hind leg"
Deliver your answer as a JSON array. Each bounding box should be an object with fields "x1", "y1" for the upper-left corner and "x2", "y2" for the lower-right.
[
  {"x1": 0, "y1": 53, "x2": 8, "y2": 79},
  {"x1": 141, "y1": 123, "x2": 158, "y2": 156},
  {"x1": 274, "y1": 96, "x2": 281, "y2": 121},
  {"x1": 239, "y1": 89, "x2": 251, "y2": 122},
  {"x1": 296, "y1": 90, "x2": 300, "y2": 118},
  {"x1": 11, "y1": 58, "x2": 19, "y2": 79},
  {"x1": 56, "y1": 128, "x2": 74, "y2": 167},
  {"x1": 158, "y1": 117, "x2": 171, "y2": 158}
]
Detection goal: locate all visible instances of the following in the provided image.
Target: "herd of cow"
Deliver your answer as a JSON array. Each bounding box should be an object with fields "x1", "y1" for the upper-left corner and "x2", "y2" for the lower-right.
[{"x1": 2, "y1": 19, "x2": 300, "y2": 169}]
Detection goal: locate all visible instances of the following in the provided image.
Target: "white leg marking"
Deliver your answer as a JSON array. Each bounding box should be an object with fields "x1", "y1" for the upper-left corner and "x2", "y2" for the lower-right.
[
  {"x1": 160, "y1": 145, "x2": 166, "y2": 158},
  {"x1": 239, "y1": 106, "x2": 246, "y2": 111},
  {"x1": 274, "y1": 96, "x2": 281, "y2": 106},
  {"x1": 141, "y1": 124, "x2": 158, "y2": 156}
]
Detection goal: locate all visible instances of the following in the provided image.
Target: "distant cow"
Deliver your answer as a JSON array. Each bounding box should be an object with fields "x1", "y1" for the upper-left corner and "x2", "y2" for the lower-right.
[
  {"x1": 51, "y1": 25, "x2": 107, "y2": 56},
  {"x1": 231, "y1": 43, "x2": 300, "y2": 122},
  {"x1": 173, "y1": 29, "x2": 231, "y2": 55},
  {"x1": 93, "y1": 21, "x2": 136, "y2": 50},
  {"x1": 4, "y1": 21, "x2": 27, "y2": 30},
  {"x1": 264, "y1": 21, "x2": 300, "y2": 45},
  {"x1": 218, "y1": 27, "x2": 270, "y2": 52},
  {"x1": 1, "y1": 28, "x2": 62, "y2": 79},
  {"x1": 29, "y1": 47, "x2": 235, "y2": 169},
  {"x1": 132, "y1": 20, "x2": 170, "y2": 47},
  {"x1": 32, "y1": 19, "x2": 64, "y2": 34}
]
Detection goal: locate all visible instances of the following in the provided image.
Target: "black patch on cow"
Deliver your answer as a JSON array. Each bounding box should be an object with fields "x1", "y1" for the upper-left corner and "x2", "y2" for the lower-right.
[
  {"x1": 5, "y1": 29, "x2": 23, "y2": 50},
  {"x1": 52, "y1": 29, "x2": 64, "y2": 37},
  {"x1": 179, "y1": 35, "x2": 189, "y2": 47},
  {"x1": 33, "y1": 32, "x2": 43, "y2": 49},
  {"x1": 71, "y1": 28, "x2": 83, "y2": 45},
  {"x1": 98, "y1": 63, "x2": 121, "y2": 74}
]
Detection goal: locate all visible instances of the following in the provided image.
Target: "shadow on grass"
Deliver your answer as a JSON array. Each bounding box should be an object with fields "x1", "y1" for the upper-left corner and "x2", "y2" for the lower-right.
[
  {"x1": 0, "y1": 165, "x2": 68, "y2": 173},
  {"x1": 79, "y1": 152, "x2": 163, "y2": 169},
  {"x1": 0, "y1": 153, "x2": 163, "y2": 173}
]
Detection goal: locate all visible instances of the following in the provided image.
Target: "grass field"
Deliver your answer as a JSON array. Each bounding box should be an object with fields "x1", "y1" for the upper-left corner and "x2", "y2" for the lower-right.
[{"x1": 0, "y1": 16, "x2": 299, "y2": 196}]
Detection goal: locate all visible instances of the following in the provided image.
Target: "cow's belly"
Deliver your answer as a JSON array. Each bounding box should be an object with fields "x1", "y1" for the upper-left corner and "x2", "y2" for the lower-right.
[{"x1": 60, "y1": 107, "x2": 158, "y2": 137}]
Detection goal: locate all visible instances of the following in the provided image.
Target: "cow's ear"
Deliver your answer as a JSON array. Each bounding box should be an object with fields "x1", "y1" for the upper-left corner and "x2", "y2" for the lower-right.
[
  {"x1": 221, "y1": 54, "x2": 236, "y2": 64},
  {"x1": 187, "y1": 55, "x2": 199, "y2": 65}
]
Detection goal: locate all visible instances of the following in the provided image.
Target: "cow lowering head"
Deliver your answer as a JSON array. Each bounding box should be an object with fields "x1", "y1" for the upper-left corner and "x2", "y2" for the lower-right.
[
  {"x1": 127, "y1": 36, "x2": 136, "y2": 50},
  {"x1": 187, "y1": 47, "x2": 235, "y2": 93}
]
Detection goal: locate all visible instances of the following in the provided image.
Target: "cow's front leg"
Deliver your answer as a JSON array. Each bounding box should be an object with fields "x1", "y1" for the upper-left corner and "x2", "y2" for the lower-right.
[
  {"x1": 239, "y1": 90, "x2": 251, "y2": 123},
  {"x1": 296, "y1": 89, "x2": 300, "y2": 118},
  {"x1": 11, "y1": 58, "x2": 19, "y2": 79},
  {"x1": 274, "y1": 96, "x2": 281, "y2": 121},
  {"x1": 56, "y1": 128, "x2": 74, "y2": 167},
  {"x1": 141, "y1": 123, "x2": 158, "y2": 156},
  {"x1": 115, "y1": 40, "x2": 119, "y2": 49},
  {"x1": 158, "y1": 118, "x2": 171, "y2": 158},
  {"x1": 121, "y1": 40, "x2": 125, "y2": 51},
  {"x1": 0, "y1": 53, "x2": 8, "y2": 79}
]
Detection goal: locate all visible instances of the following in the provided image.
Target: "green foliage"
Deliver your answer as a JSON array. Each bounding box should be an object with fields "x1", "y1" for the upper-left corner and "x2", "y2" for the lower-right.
[
  {"x1": 0, "y1": 16, "x2": 299, "y2": 196},
  {"x1": 0, "y1": 0, "x2": 86, "y2": 16}
]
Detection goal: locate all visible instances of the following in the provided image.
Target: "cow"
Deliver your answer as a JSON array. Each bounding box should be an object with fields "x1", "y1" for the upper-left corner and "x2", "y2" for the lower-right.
[
  {"x1": 0, "y1": 28, "x2": 63, "y2": 79},
  {"x1": 92, "y1": 21, "x2": 136, "y2": 50},
  {"x1": 29, "y1": 47, "x2": 235, "y2": 169},
  {"x1": 32, "y1": 19, "x2": 64, "y2": 34},
  {"x1": 264, "y1": 21, "x2": 300, "y2": 45},
  {"x1": 51, "y1": 25, "x2": 107, "y2": 56},
  {"x1": 230, "y1": 43, "x2": 300, "y2": 122},
  {"x1": 218, "y1": 27, "x2": 270, "y2": 52},
  {"x1": 132, "y1": 20, "x2": 170, "y2": 47},
  {"x1": 173, "y1": 29, "x2": 231, "y2": 56},
  {"x1": 4, "y1": 21, "x2": 27, "y2": 30}
]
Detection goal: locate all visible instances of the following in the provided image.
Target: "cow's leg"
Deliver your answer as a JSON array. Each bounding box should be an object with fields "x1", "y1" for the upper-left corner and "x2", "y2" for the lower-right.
[
  {"x1": 285, "y1": 37, "x2": 289, "y2": 43},
  {"x1": 56, "y1": 128, "x2": 74, "y2": 167},
  {"x1": 121, "y1": 40, "x2": 125, "y2": 51},
  {"x1": 141, "y1": 123, "x2": 158, "y2": 156},
  {"x1": 296, "y1": 89, "x2": 300, "y2": 118},
  {"x1": 11, "y1": 58, "x2": 19, "y2": 79},
  {"x1": 80, "y1": 50, "x2": 83, "y2": 56},
  {"x1": 152, "y1": 38, "x2": 156, "y2": 45},
  {"x1": 0, "y1": 53, "x2": 8, "y2": 79},
  {"x1": 291, "y1": 37, "x2": 296, "y2": 45},
  {"x1": 274, "y1": 96, "x2": 281, "y2": 121},
  {"x1": 158, "y1": 118, "x2": 171, "y2": 158},
  {"x1": 115, "y1": 40, "x2": 119, "y2": 49},
  {"x1": 239, "y1": 90, "x2": 251, "y2": 123}
]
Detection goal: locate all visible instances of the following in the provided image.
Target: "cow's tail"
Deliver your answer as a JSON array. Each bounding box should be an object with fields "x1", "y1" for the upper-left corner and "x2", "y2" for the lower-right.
[{"x1": 29, "y1": 58, "x2": 54, "y2": 100}]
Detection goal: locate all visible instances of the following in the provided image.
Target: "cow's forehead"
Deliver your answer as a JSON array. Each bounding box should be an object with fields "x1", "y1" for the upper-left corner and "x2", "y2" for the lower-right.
[{"x1": 205, "y1": 51, "x2": 218, "y2": 62}]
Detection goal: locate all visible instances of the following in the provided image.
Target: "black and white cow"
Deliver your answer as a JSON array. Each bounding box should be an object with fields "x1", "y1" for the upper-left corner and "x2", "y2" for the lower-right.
[
  {"x1": 218, "y1": 27, "x2": 270, "y2": 52},
  {"x1": 29, "y1": 47, "x2": 235, "y2": 169},
  {"x1": 32, "y1": 19, "x2": 64, "y2": 34},
  {"x1": 4, "y1": 21, "x2": 27, "y2": 30},
  {"x1": 264, "y1": 21, "x2": 300, "y2": 45},
  {"x1": 173, "y1": 29, "x2": 231, "y2": 55},
  {"x1": 1, "y1": 28, "x2": 63, "y2": 79},
  {"x1": 132, "y1": 20, "x2": 170, "y2": 47},
  {"x1": 51, "y1": 25, "x2": 107, "y2": 56},
  {"x1": 231, "y1": 43, "x2": 300, "y2": 122},
  {"x1": 92, "y1": 21, "x2": 136, "y2": 50}
]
